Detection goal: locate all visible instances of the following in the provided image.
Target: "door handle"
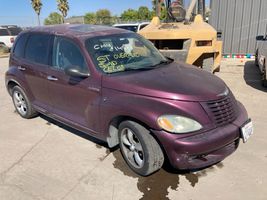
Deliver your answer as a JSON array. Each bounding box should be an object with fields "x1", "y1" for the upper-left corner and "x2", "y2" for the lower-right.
[
  {"x1": 47, "y1": 76, "x2": 58, "y2": 81},
  {"x1": 18, "y1": 66, "x2": 26, "y2": 71}
]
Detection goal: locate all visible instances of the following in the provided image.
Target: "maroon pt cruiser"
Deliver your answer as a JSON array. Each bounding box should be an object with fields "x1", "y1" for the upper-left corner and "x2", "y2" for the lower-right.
[{"x1": 5, "y1": 25, "x2": 253, "y2": 176}]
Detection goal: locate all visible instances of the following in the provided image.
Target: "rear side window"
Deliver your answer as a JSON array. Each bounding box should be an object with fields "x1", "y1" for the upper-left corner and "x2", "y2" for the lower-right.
[
  {"x1": 0, "y1": 29, "x2": 9, "y2": 36},
  {"x1": 13, "y1": 34, "x2": 28, "y2": 58},
  {"x1": 25, "y1": 34, "x2": 50, "y2": 65}
]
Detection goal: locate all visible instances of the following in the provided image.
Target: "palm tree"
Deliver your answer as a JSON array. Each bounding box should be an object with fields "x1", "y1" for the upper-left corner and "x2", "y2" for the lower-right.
[
  {"x1": 31, "y1": 0, "x2": 42, "y2": 26},
  {"x1": 57, "y1": 0, "x2": 69, "y2": 23}
]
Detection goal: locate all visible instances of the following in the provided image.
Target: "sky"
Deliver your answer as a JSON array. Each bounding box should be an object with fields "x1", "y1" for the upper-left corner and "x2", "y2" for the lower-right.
[
  {"x1": 0, "y1": 0, "x2": 152, "y2": 26},
  {"x1": 0, "y1": 0, "x2": 209, "y2": 27}
]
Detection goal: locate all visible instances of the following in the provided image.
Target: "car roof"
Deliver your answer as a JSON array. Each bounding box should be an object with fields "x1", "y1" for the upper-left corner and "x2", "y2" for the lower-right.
[{"x1": 23, "y1": 24, "x2": 131, "y2": 39}]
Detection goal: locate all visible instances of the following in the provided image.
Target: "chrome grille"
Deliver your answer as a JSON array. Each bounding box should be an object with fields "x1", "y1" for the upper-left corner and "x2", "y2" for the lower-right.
[{"x1": 205, "y1": 94, "x2": 238, "y2": 127}]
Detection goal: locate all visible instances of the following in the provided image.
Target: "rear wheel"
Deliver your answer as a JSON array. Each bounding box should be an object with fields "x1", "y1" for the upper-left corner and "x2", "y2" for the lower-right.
[
  {"x1": 12, "y1": 86, "x2": 38, "y2": 118},
  {"x1": 119, "y1": 121, "x2": 164, "y2": 176},
  {"x1": 255, "y1": 50, "x2": 259, "y2": 67}
]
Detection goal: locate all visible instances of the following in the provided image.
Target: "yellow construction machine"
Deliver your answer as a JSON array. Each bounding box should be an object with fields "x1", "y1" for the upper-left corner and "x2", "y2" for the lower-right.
[{"x1": 139, "y1": 0, "x2": 222, "y2": 72}]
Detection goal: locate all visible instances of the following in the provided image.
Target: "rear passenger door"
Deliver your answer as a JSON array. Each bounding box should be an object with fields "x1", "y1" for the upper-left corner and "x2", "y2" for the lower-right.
[{"x1": 12, "y1": 33, "x2": 53, "y2": 112}]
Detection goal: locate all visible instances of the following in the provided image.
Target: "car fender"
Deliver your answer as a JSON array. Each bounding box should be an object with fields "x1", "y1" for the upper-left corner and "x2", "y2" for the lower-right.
[
  {"x1": 5, "y1": 66, "x2": 34, "y2": 101},
  {"x1": 100, "y1": 88, "x2": 209, "y2": 147}
]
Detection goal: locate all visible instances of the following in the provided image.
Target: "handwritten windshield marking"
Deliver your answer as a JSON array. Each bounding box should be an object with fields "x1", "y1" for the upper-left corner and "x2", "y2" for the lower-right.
[{"x1": 97, "y1": 55, "x2": 125, "y2": 73}]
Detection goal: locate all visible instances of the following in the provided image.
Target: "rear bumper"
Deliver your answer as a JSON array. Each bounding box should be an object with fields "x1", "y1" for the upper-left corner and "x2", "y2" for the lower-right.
[{"x1": 151, "y1": 102, "x2": 248, "y2": 170}]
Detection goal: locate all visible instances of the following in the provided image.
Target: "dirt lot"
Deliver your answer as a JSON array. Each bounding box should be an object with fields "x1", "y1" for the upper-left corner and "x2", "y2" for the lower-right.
[{"x1": 0, "y1": 57, "x2": 266, "y2": 200}]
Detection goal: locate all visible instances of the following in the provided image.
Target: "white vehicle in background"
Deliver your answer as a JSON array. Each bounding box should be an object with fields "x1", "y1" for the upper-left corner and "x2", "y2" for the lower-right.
[
  {"x1": 0, "y1": 25, "x2": 22, "y2": 49},
  {"x1": 0, "y1": 27, "x2": 14, "y2": 49},
  {"x1": 256, "y1": 33, "x2": 267, "y2": 87},
  {"x1": 113, "y1": 22, "x2": 149, "y2": 33}
]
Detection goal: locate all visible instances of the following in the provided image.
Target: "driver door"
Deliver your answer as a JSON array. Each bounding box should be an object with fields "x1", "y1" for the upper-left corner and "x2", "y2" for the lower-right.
[{"x1": 46, "y1": 36, "x2": 101, "y2": 133}]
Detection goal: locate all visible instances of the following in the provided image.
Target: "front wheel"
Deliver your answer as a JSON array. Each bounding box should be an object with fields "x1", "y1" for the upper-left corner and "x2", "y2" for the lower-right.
[
  {"x1": 119, "y1": 121, "x2": 164, "y2": 176},
  {"x1": 12, "y1": 86, "x2": 38, "y2": 119}
]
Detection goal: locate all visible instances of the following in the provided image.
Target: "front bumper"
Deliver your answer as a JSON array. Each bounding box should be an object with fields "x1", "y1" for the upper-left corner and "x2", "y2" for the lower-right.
[{"x1": 151, "y1": 102, "x2": 248, "y2": 170}]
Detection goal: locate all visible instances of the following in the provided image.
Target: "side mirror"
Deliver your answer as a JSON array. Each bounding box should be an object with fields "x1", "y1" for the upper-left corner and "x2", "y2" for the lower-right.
[
  {"x1": 64, "y1": 65, "x2": 90, "y2": 78},
  {"x1": 256, "y1": 35, "x2": 265, "y2": 41}
]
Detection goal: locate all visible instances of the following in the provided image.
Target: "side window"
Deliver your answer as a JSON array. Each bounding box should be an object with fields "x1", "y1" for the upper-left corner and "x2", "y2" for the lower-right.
[
  {"x1": 0, "y1": 29, "x2": 9, "y2": 36},
  {"x1": 13, "y1": 33, "x2": 28, "y2": 58},
  {"x1": 52, "y1": 37, "x2": 88, "y2": 72},
  {"x1": 25, "y1": 34, "x2": 50, "y2": 65},
  {"x1": 139, "y1": 24, "x2": 148, "y2": 30}
]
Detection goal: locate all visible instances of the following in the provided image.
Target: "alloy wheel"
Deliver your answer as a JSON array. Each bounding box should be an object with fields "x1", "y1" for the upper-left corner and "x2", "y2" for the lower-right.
[
  {"x1": 13, "y1": 91, "x2": 27, "y2": 116},
  {"x1": 120, "y1": 128, "x2": 144, "y2": 169}
]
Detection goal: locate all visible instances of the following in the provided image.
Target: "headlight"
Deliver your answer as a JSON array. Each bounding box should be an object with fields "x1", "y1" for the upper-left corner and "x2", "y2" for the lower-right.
[{"x1": 157, "y1": 115, "x2": 202, "y2": 134}]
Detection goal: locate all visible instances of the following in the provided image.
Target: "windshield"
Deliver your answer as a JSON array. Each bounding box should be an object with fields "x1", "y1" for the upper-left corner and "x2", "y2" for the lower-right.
[
  {"x1": 85, "y1": 33, "x2": 168, "y2": 74},
  {"x1": 163, "y1": 0, "x2": 204, "y2": 22}
]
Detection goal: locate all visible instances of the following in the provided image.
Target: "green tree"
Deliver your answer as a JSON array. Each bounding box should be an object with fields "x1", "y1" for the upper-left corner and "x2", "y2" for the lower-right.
[
  {"x1": 30, "y1": 0, "x2": 42, "y2": 25},
  {"x1": 111, "y1": 15, "x2": 120, "y2": 24},
  {"x1": 44, "y1": 12, "x2": 62, "y2": 25},
  {"x1": 121, "y1": 9, "x2": 138, "y2": 22},
  {"x1": 84, "y1": 12, "x2": 97, "y2": 24},
  {"x1": 138, "y1": 6, "x2": 151, "y2": 20},
  {"x1": 96, "y1": 9, "x2": 112, "y2": 25},
  {"x1": 57, "y1": 0, "x2": 69, "y2": 23},
  {"x1": 151, "y1": 0, "x2": 166, "y2": 19}
]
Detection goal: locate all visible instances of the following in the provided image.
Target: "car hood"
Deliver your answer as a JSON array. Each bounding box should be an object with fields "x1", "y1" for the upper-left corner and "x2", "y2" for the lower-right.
[{"x1": 102, "y1": 62, "x2": 228, "y2": 102}]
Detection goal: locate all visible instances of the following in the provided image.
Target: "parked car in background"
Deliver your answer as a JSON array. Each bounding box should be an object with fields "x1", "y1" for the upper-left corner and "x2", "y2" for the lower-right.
[
  {"x1": 5, "y1": 25, "x2": 253, "y2": 176},
  {"x1": 3, "y1": 25, "x2": 23, "y2": 36},
  {"x1": 0, "y1": 25, "x2": 22, "y2": 49},
  {"x1": 256, "y1": 34, "x2": 267, "y2": 87},
  {"x1": 0, "y1": 27, "x2": 14, "y2": 49},
  {"x1": 113, "y1": 22, "x2": 149, "y2": 33}
]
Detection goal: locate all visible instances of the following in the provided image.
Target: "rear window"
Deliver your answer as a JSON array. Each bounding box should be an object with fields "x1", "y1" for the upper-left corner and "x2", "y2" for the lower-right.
[
  {"x1": 25, "y1": 34, "x2": 50, "y2": 65},
  {"x1": 13, "y1": 33, "x2": 28, "y2": 58},
  {"x1": 0, "y1": 29, "x2": 9, "y2": 36},
  {"x1": 8, "y1": 27, "x2": 22, "y2": 35},
  {"x1": 139, "y1": 24, "x2": 148, "y2": 30},
  {"x1": 115, "y1": 25, "x2": 138, "y2": 32}
]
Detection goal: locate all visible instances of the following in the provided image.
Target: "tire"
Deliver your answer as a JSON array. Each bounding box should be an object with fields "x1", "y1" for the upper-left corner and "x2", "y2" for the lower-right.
[
  {"x1": 262, "y1": 67, "x2": 267, "y2": 87},
  {"x1": 202, "y1": 57, "x2": 213, "y2": 73},
  {"x1": 255, "y1": 50, "x2": 259, "y2": 67},
  {"x1": 118, "y1": 120, "x2": 164, "y2": 176},
  {"x1": 12, "y1": 86, "x2": 38, "y2": 119}
]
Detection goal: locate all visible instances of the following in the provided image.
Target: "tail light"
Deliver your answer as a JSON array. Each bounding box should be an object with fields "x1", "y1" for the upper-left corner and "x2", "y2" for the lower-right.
[{"x1": 10, "y1": 37, "x2": 15, "y2": 43}]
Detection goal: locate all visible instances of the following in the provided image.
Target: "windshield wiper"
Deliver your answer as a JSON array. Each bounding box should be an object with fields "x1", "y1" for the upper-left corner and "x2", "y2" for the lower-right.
[
  {"x1": 123, "y1": 59, "x2": 173, "y2": 72},
  {"x1": 149, "y1": 59, "x2": 173, "y2": 68},
  {"x1": 107, "y1": 59, "x2": 173, "y2": 74}
]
